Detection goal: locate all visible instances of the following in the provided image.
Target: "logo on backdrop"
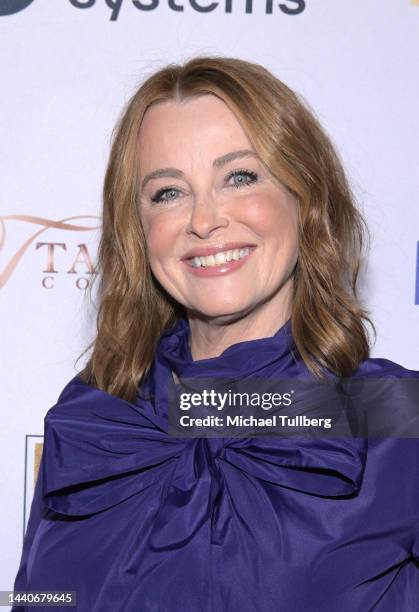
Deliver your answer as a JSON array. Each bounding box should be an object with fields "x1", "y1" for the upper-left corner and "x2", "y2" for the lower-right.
[
  {"x1": 0, "y1": 0, "x2": 306, "y2": 20},
  {"x1": 23, "y1": 435, "x2": 43, "y2": 535},
  {"x1": 3, "y1": 0, "x2": 419, "y2": 20},
  {"x1": 0, "y1": 214, "x2": 100, "y2": 290},
  {"x1": 0, "y1": 0, "x2": 34, "y2": 16}
]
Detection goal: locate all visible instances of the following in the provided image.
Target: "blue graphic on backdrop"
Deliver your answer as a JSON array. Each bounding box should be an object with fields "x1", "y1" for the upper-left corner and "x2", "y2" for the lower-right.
[
  {"x1": 0, "y1": 0, "x2": 34, "y2": 16},
  {"x1": 0, "y1": 0, "x2": 306, "y2": 20}
]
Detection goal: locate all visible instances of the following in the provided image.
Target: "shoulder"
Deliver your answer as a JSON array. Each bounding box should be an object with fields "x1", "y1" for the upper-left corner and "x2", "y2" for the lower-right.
[
  {"x1": 43, "y1": 373, "x2": 96, "y2": 423},
  {"x1": 56, "y1": 372, "x2": 92, "y2": 399},
  {"x1": 45, "y1": 373, "x2": 129, "y2": 420},
  {"x1": 352, "y1": 356, "x2": 419, "y2": 379},
  {"x1": 345, "y1": 356, "x2": 419, "y2": 439}
]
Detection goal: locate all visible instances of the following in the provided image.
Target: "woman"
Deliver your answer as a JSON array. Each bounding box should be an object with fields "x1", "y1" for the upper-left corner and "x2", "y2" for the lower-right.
[{"x1": 12, "y1": 56, "x2": 419, "y2": 611}]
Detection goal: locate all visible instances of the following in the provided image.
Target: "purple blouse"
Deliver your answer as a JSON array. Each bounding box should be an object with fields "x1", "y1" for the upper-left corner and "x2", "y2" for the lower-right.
[{"x1": 12, "y1": 317, "x2": 419, "y2": 611}]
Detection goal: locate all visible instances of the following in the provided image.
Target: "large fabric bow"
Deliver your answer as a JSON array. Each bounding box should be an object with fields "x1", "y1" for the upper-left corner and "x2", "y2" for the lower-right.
[{"x1": 42, "y1": 375, "x2": 367, "y2": 547}]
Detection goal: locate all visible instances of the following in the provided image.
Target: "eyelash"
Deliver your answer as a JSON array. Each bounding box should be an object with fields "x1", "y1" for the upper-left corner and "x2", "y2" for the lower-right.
[{"x1": 150, "y1": 168, "x2": 259, "y2": 204}]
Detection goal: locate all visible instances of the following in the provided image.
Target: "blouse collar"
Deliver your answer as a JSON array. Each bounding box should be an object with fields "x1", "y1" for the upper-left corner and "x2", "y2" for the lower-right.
[{"x1": 155, "y1": 315, "x2": 299, "y2": 381}]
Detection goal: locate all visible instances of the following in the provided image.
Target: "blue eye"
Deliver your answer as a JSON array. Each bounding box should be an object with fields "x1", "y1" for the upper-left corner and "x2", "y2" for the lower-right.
[
  {"x1": 150, "y1": 187, "x2": 181, "y2": 204},
  {"x1": 150, "y1": 169, "x2": 258, "y2": 204},
  {"x1": 227, "y1": 169, "x2": 258, "y2": 189}
]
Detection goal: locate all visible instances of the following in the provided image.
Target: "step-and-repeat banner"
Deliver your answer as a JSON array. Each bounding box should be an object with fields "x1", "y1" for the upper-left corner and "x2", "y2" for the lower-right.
[{"x1": 1, "y1": 0, "x2": 418, "y2": 600}]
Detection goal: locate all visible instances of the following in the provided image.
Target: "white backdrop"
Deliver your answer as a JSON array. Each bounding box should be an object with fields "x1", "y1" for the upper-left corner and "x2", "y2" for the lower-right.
[{"x1": 1, "y1": 0, "x2": 418, "y2": 601}]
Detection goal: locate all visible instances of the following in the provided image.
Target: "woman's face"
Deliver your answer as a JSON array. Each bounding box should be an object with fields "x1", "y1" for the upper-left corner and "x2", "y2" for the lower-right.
[{"x1": 138, "y1": 94, "x2": 299, "y2": 322}]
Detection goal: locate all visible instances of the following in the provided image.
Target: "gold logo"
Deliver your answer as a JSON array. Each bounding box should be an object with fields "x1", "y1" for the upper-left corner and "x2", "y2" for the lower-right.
[
  {"x1": 0, "y1": 214, "x2": 101, "y2": 289},
  {"x1": 34, "y1": 442, "x2": 43, "y2": 486},
  {"x1": 24, "y1": 435, "x2": 44, "y2": 533}
]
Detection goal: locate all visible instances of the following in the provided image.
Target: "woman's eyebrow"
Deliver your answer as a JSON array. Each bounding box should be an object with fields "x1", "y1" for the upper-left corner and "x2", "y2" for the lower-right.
[{"x1": 140, "y1": 149, "x2": 258, "y2": 190}]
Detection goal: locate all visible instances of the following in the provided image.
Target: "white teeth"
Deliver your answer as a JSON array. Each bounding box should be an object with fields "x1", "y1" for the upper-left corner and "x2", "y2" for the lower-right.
[
  {"x1": 207, "y1": 255, "x2": 216, "y2": 266},
  {"x1": 190, "y1": 247, "x2": 251, "y2": 268}
]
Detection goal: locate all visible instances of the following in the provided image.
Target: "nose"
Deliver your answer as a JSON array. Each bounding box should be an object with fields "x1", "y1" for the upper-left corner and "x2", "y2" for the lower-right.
[{"x1": 186, "y1": 193, "x2": 229, "y2": 238}]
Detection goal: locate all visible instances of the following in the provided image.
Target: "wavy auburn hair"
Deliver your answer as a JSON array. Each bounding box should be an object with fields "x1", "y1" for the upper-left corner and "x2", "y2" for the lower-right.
[{"x1": 77, "y1": 55, "x2": 375, "y2": 402}]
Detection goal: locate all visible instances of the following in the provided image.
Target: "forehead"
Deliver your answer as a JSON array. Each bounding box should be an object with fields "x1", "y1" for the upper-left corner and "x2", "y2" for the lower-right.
[{"x1": 138, "y1": 94, "x2": 253, "y2": 166}]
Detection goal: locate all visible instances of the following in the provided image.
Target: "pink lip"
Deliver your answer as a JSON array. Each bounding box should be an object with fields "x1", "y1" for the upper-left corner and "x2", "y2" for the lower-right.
[
  {"x1": 182, "y1": 246, "x2": 257, "y2": 278},
  {"x1": 181, "y1": 242, "x2": 257, "y2": 260}
]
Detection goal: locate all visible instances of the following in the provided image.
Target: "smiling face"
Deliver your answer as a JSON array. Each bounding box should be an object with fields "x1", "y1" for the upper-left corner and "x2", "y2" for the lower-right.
[{"x1": 137, "y1": 94, "x2": 299, "y2": 325}]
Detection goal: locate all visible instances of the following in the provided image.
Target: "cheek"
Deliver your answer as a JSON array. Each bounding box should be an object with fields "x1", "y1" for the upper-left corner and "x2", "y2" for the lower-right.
[
  {"x1": 241, "y1": 193, "x2": 298, "y2": 241},
  {"x1": 141, "y1": 211, "x2": 179, "y2": 264}
]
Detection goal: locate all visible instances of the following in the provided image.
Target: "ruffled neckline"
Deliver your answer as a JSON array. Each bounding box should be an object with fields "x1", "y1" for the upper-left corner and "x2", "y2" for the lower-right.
[{"x1": 156, "y1": 315, "x2": 298, "y2": 381}]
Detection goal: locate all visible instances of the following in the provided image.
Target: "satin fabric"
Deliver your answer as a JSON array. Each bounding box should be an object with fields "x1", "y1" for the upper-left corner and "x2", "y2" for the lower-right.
[{"x1": 12, "y1": 317, "x2": 419, "y2": 611}]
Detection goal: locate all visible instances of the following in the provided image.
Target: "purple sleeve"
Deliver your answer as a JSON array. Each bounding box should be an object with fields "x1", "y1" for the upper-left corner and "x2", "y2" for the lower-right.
[{"x1": 11, "y1": 452, "x2": 46, "y2": 611}]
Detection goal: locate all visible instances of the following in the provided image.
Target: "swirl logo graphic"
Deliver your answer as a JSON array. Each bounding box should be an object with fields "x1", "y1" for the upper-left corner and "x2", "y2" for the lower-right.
[
  {"x1": 0, "y1": 214, "x2": 101, "y2": 288},
  {"x1": 0, "y1": 0, "x2": 35, "y2": 16}
]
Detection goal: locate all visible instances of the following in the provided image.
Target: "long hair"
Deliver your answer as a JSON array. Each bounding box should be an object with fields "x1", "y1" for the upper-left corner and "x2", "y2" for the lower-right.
[{"x1": 77, "y1": 55, "x2": 375, "y2": 402}]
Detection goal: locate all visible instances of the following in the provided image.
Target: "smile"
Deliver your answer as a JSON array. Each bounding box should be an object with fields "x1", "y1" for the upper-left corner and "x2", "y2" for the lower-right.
[
  {"x1": 190, "y1": 247, "x2": 251, "y2": 268},
  {"x1": 182, "y1": 246, "x2": 257, "y2": 278}
]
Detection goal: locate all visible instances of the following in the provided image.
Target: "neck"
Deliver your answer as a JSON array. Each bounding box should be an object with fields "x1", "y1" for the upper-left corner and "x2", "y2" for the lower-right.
[{"x1": 186, "y1": 278, "x2": 293, "y2": 361}]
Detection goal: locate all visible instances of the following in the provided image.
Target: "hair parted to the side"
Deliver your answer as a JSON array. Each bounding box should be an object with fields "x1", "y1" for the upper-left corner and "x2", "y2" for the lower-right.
[{"x1": 76, "y1": 55, "x2": 375, "y2": 402}]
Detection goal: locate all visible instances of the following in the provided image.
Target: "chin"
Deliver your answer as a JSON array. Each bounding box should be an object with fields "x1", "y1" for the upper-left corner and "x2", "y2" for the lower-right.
[{"x1": 188, "y1": 301, "x2": 254, "y2": 321}]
